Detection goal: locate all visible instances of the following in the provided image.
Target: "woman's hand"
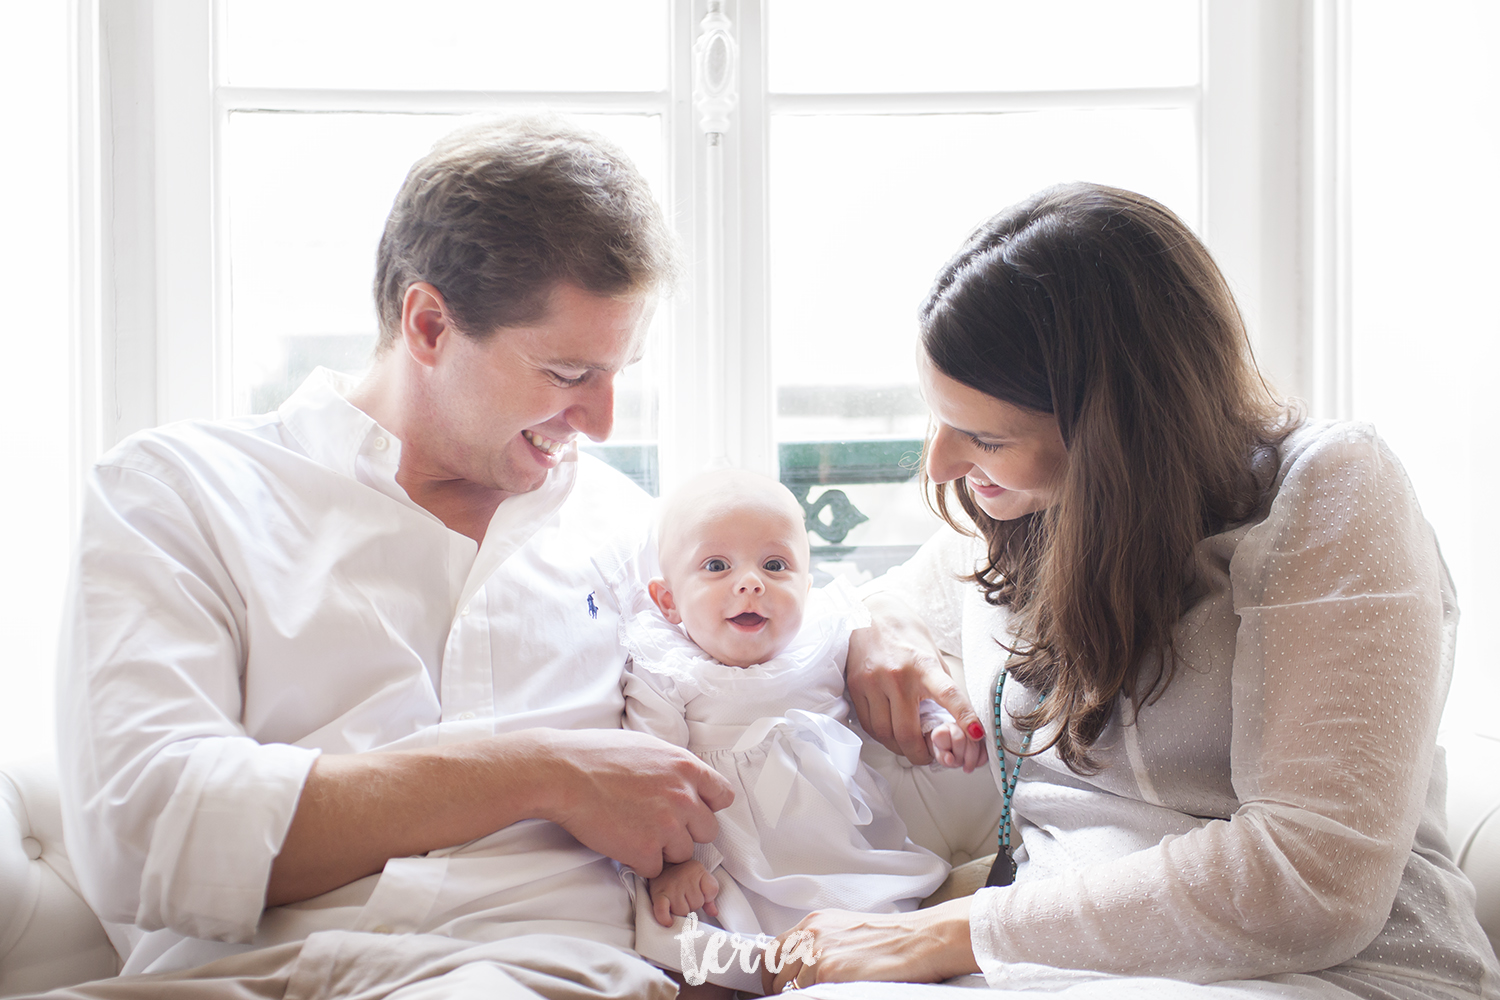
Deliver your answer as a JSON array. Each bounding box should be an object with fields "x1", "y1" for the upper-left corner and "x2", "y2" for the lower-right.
[
  {"x1": 847, "y1": 593, "x2": 983, "y2": 765},
  {"x1": 761, "y1": 898, "x2": 980, "y2": 991}
]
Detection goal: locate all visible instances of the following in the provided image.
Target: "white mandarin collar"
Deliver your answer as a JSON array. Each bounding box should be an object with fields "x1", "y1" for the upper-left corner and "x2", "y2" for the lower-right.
[
  {"x1": 275, "y1": 367, "x2": 581, "y2": 612},
  {"x1": 278, "y1": 367, "x2": 388, "y2": 478},
  {"x1": 458, "y1": 452, "x2": 578, "y2": 611}
]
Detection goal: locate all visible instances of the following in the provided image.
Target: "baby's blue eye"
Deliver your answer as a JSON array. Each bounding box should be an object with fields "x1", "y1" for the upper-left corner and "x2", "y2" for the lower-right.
[
  {"x1": 763, "y1": 558, "x2": 789, "y2": 572},
  {"x1": 703, "y1": 558, "x2": 730, "y2": 572}
]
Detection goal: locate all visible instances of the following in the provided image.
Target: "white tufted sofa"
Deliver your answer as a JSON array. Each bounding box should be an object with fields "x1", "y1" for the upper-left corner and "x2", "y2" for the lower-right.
[
  {"x1": 0, "y1": 760, "x2": 117, "y2": 996},
  {"x1": 3, "y1": 736, "x2": 1499, "y2": 996}
]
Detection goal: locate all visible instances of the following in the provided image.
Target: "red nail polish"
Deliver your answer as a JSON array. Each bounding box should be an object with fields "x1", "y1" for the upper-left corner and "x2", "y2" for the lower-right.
[{"x1": 967, "y1": 722, "x2": 984, "y2": 740}]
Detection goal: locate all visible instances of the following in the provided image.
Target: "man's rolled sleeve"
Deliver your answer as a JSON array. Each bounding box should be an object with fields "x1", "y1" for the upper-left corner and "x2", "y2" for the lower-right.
[
  {"x1": 138, "y1": 736, "x2": 317, "y2": 941},
  {"x1": 59, "y1": 458, "x2": 317, "y2": 943}
]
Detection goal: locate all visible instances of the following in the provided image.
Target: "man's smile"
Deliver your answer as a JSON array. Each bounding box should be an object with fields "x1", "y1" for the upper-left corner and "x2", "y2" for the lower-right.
[{"x1": 522, "y1": 428, "x2": 569, "y2": 456}]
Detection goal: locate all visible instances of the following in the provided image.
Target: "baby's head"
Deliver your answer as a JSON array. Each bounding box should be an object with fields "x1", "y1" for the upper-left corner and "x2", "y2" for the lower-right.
[{"x1": 649, "y1": 469, "x2": 812, "y2": 667}]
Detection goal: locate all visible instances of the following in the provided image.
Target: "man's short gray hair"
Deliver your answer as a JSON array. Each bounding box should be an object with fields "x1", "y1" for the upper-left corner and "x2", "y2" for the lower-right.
[{"x1": 373, "y1": 115, "x2": 679, "y2": 349}]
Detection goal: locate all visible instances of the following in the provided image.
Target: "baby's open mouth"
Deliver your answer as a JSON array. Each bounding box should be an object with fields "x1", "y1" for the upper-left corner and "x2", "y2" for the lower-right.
[{"x1": 729, "y1": 612, "x2": 766, "y2": 627}]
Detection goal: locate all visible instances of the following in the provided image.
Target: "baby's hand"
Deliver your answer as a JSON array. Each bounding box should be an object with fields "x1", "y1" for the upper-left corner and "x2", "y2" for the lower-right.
[
  {"x1": 927, "y1": 719, "x2": 988, "y2": 773},
  {"x1": 649, "y1": 859, "x2": 721, "y2": 927}
]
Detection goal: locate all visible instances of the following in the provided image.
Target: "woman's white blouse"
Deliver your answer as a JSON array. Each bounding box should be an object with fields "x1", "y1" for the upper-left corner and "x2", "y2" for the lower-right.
[{"x1": 877, "y1": 422, "x2": 1498, "y2": 995}]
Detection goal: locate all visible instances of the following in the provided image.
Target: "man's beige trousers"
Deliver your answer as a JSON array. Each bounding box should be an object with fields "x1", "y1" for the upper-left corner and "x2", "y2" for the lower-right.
[{"x1": 18, "y1": 931, "x2": 676, "y2": 1000}]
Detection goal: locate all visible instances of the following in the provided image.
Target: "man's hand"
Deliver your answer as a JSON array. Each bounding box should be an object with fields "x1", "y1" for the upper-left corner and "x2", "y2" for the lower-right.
[
  {"x1": 535, "y1": 728, "x2": 734, "y2": 877},
  {"x1": 927, "y1": 719, "x2": 988, "y2": 772},
  {"x1": 268, "y1": 727, "x2": 732, "y2": 908},
  {"x1": 649, "y1": 859, "x2": 721, "y2": 927},
  {"x1": 847, "y1": 593, "x2": 983, "y2": 765}
]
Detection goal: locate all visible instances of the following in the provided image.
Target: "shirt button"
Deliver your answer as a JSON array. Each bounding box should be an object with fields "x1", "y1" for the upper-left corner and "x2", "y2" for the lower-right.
[
  {"x1": 458, "y1": 711, "x2": 476, "y2": 721},
  {"x1": 372, "y1": 436, "x2": 389, "y2": 451},
  {"x1": 461, "y1": 604, "x2": 471, "y2": 617}
]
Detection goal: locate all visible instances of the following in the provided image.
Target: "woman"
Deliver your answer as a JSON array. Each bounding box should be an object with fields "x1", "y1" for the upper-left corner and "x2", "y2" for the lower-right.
[{"x1": 769, "y1": 184, "x2": 1499, "y2": 997}]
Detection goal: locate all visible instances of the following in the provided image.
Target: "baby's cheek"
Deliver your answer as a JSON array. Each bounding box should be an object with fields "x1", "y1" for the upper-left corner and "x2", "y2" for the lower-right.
[{"x1": 779, "y1": 599, "x2": 807, "y2": 637}]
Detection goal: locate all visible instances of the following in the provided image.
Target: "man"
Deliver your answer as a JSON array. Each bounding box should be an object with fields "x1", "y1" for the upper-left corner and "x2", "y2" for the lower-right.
[{"x1": 47, "y1": 117, "x2": 732, "y2": 999}]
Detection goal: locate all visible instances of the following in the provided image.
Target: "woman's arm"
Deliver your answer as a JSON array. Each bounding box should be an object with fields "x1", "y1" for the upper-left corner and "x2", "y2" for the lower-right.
[
  {"x1": 848, "y1": 531, "x2": 985, "y2": 763},
  {"x1": 964, "y1": 426, "x2": 1452, "y2": 982},
  {"x1": 797, "y1": 427, "x2": 1454, "y2": 986},
  {"x1": 762, "y1": 898, "x2": 980, "y2": 991}
]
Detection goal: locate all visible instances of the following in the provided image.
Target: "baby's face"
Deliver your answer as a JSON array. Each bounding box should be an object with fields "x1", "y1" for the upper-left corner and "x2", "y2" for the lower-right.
[{"x1": 653, "y1": 500, "x2": 811, "y2": 667}]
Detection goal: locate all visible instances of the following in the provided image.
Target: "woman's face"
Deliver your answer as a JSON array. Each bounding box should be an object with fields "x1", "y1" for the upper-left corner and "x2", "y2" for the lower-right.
[{"x1": 918, "y1": 351, "x2": 1069, "y2": 521}]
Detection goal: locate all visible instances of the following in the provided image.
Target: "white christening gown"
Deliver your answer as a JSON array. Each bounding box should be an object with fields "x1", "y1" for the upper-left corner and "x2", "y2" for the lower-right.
[{"x1": 620, "y1": 580, "x2": 949, "y2": 990}]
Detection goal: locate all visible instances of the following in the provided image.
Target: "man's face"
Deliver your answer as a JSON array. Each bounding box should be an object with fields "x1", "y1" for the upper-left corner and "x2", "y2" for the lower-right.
[{"x1": 409, "y1": 282, "x2": 654, "y2": 498}]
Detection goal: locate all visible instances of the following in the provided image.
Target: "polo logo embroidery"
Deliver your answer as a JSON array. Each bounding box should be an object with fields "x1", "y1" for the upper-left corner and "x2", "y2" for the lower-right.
[{"x1": 587, "y1": 592, "x2": 598, "y2": 619}]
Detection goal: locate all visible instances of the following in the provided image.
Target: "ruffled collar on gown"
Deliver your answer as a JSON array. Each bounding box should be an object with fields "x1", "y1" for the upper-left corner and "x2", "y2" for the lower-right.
[{"x1": 619, "y1": 576, "x2": 871, "y2": 698}]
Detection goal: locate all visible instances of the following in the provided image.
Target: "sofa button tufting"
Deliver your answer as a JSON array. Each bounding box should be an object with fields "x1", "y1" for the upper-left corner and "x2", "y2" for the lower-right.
[{"x1": 22, "y1": 835, "x2": 42, "y2": 861}]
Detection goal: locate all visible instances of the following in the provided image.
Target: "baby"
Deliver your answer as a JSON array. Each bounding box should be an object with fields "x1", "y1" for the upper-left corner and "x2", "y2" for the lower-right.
[{"x1": 616, "y1": 469, "x2": 983, "y2": 991}]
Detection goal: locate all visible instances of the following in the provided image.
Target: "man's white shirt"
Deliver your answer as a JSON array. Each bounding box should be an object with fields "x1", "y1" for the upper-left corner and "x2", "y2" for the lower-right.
[{"x1": 56, "y1": 368, "x2": 656, "y2": 974}]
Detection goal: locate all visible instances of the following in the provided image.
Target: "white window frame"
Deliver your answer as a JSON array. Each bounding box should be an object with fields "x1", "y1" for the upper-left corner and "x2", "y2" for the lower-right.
[{"x1": 71, "y1": 0, "x2": 1351, "y2": 504}]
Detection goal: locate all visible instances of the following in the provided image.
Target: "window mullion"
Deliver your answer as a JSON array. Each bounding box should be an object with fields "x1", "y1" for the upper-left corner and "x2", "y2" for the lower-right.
[
  {"x1": 731, "y1": 0, "x2": 773, "y2": 479},
  {"x1": 72, "y1": 0, "x2": 105, "y2": 482},
  {"x1": 657, "y1": 0, "x2": 703, "y2": 493},
  {"x1": 1201, "y1": 0, "x2": 1309, "y2": 406},
  {"x1": 1306, "y1": 0, "x2": 1352, "y2": 421},
  {"x1": 153, "y1": 0, "x2": 215, "y2": 426},
  {"x1": 89, "y1": 0, "x2": 217, "y2": 445},
  {"x1": 93, "y1": 0, "x2": 162, "y2": 449},
  {"x1": 660, "y1": 0, "x2": 773, "y2": 492}
]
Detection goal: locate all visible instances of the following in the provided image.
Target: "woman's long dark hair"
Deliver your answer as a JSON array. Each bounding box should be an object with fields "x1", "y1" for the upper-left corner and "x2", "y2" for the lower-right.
[{"x1": 921, "y1": 183, "x2": 1296, "y2": 773}]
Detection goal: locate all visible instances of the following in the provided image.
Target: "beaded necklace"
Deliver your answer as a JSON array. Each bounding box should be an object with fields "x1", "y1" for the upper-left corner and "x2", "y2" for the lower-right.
[{"x1": 985, "y1": 668, "x2": 1046, "y2": 888}]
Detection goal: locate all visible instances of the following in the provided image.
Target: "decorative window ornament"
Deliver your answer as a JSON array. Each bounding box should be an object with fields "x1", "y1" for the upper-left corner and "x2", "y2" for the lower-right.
[{"x1": 694, "y1": 1, "x2": 738, "y2": 137}]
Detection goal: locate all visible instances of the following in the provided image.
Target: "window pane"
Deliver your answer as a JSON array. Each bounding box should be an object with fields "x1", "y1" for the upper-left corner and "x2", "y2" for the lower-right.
[
  {"x1": 223, "y1": 0, "x2": 667, "y2": 92},
  {"x1": 769, "y1": 0, "x2": 1200, "y2": 93},
  {"x1": 771, "y1": 109, "x2": 1199, "y2": 415},
  {"x1": 226, "y1": 110, "x2": 666, "y2": 445},
  {"x1": 770, "y1": 109, "x2": 1198, "y2": 550}
]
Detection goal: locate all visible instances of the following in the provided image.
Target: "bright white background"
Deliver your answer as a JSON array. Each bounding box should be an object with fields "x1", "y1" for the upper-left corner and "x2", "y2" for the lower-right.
[
  {"x1": 2, "y1": 3, "x2": 1498, "y2": 762},
  {"x1": 0, "y1": 2, "x2": 72, "y2": 765}
]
